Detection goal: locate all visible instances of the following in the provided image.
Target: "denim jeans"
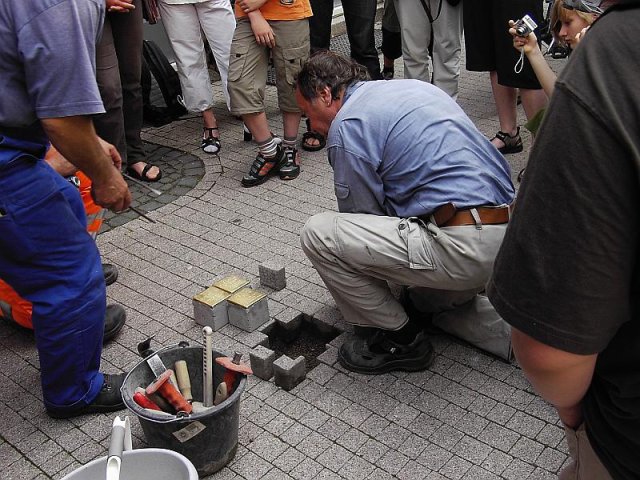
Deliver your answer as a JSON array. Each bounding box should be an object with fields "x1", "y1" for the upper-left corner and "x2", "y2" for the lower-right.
[{"x1": 309, "y1": 0, "x2": 382, "y2": 79}]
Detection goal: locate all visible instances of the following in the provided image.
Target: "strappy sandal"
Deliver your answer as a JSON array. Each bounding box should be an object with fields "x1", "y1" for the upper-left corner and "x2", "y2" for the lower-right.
[
  {"x1": 201, "y1": 127, "x2": 221, "y2": 154},
  {"x1": 301, "y1": 118, "x2": 326, "y2": 152},
  {"x1": 126, "y1": 162, "x2": 162, "y2": 182},
  {"x1": 492, "y1": 127, "x2": 523, "y2": 155},
  {"x1": 241, "y1": 147, "x2": 287, "y2": 187}
]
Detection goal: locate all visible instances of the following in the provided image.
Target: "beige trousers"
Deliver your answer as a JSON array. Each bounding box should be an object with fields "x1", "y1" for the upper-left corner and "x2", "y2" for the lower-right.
[
  {"x1": 300, "y1": 212, "x2": 507, "y2": 331},
  {"x1": 559, "y1": 424, "x2": 613, "y2": 480}
]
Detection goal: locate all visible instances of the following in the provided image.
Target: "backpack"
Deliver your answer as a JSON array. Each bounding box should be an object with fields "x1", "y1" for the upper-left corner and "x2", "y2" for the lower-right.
[{"x1": 141, "y1": 40, "x2": 186, "y2": 126}]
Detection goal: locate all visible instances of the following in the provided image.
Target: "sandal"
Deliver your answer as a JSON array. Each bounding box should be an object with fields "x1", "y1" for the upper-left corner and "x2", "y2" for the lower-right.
[
  {"x1": 241, "y1": 146, "x2": 287, "y2": 187},
  {"x1": 126, "y1": 162, "x2": 162, "y2": 182},
  {"x1": 201, "y1": 127, "x2": 221, "y2": 154},
  {"x1": 492, "y1": 127, "x2": 523, "y2": 155},
  {"x1": 301, "y1": 118, "x2": 326, "y2": 152}
]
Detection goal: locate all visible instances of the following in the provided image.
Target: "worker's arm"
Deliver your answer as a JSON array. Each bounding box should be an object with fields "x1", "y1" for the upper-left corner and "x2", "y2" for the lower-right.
[
  {"x1": 42, "y1": 116, "x2": 131, "y2": 212},
  {"x1": 511, "y1": 327, "x2": 597, "y2": 428}
]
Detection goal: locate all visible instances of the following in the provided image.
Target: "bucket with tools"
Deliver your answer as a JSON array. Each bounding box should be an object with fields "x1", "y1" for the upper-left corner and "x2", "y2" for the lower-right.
[{"x1": 121, "y1": 340, "x2": 249, "y2": 477}]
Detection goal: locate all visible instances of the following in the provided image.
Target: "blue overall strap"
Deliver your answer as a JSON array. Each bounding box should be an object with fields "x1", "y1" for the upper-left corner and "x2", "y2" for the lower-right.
[{"x1": 0, "y1": 132, "x2": 106, "y2": 414}]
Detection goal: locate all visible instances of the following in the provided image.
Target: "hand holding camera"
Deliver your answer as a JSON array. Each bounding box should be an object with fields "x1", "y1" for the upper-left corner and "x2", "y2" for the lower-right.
[{"x1": 509, "y1": 16, "x2": 539, "y2": 56}]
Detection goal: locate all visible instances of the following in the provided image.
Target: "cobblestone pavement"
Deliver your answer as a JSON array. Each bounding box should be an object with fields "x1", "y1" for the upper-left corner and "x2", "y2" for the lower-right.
[{"x1": 0, "y1": 28, "x2": 568, "y2": 480}]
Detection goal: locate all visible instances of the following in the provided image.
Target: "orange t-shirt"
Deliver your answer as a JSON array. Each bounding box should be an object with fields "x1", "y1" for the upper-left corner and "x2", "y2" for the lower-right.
[{"x1": 235, "y1": 0, "x2": 312, "y2": 21}]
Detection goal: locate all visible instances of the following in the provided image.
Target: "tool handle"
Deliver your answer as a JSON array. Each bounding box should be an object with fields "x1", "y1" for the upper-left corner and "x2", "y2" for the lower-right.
[
  {"x1": 157, "y1": 381, "x2": 193, "y2": 414},
  {"x1": 174, "y1": 360, "x2": 193, "y2": 402},
  {"x1": 133, "y1": 392, "x2": 162, "y2": 411},
  {"x1": 203, "y1": 327, "x2": 214, "y2": 407}
]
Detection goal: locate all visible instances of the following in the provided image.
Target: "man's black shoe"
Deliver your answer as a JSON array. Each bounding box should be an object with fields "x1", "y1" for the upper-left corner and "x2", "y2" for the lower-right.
[
  {"x1": 103, "y1": 263, "x2": 119, "y2": 286},
  {"x1": 47, "y1": 373, "x2": 126, "y2": 419},
  {"x1": 338, "y1": 330, "x2": 434, "y2": 374},
  {"x1": 104, "y1": 304, "x2": 126, "y2": 342}
]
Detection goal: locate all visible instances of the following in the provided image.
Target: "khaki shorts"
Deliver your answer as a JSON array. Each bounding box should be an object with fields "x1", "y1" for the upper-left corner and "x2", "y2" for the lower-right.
[{"x1": 228, "y1": 18, "x2": 309, "y2": 115}]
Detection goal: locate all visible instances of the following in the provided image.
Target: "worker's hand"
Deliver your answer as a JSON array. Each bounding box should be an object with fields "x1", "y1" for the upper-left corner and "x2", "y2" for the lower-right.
[
  {"x1": 249, "y1": 13, "x2": 275, "y2": 48},
  {"x1": 509, "y1": 20, "x2": 540, "y2": 55},
  {"x1": 98, "y1": 137, "x2": 123, "y2": 171},
  {"x1": 106, "y1": 0, "x2": 135, "y2": 13},
  {"x1": 92, "y1": 167, "x2": 132, "y2": 212},
  {"x1": 237, "y1": 0, "x2": 269, "y2": 13}
]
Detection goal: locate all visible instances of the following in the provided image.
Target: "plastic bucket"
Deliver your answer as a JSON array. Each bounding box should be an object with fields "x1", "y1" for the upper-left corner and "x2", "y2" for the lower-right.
[
  {"x1": 61, "y1": 448, "x2": 198, "y2": 480},
  {"x1": 121, "y1": 344, "x2": 246, "y2": 477}
]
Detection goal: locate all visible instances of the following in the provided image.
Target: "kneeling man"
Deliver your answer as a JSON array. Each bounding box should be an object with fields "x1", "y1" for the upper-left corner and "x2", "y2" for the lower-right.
[{"x1": 295, "y1": 51, "x2": 515, "y2": 374}]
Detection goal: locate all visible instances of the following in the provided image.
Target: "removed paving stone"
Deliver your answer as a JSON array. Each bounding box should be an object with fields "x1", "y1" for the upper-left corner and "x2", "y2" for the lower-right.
[
  {"x1": 259, "y1": 260, "x2": 286, "y2": 290},
  {"x1": 250, "y1": 345, "x2": 277, "y2": 380},
  {"x1": 273, "y1": 354, "x2": 306, "y2": 391}
]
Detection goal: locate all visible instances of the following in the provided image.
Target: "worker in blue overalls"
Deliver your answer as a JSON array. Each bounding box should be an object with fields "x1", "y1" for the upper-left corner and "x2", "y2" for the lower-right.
[{"x1": 0, "y1": 0, "x2": 132, "y2": 418}]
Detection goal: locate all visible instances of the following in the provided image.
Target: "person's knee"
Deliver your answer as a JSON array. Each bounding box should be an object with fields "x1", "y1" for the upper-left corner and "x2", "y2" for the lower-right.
[{"x1": 300, "y1": 212, "x2": 336, "y2": 256}]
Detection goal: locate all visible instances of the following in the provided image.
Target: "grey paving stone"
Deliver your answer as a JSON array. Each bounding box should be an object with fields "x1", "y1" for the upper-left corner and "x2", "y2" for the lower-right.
[
  {"x1": 478, "y1": 423, "x2": 521, "y2": 453},
  {"x1": 396, "y1": 459, "x2": 433, "y2": 480},
  {"x1": 296, "y1": 431, "x2": 333, "y2": 459},
  {"x1": 335, "y1": 426, "x2": 369, "y2": 453},
  {"x1": 289, "y1": 457, "x2": 323, "y2": 480},
  {"x1": 318, "y1": 417, "x2": 350, "y2": 441},
  {"x1": 501, "y1": 458, "x2": 536, "y2": 480},
  {"x1": 259, "y1": 260, "x2": 286, "y2": 290},
  {"x1": 481, "y1": 449, "x2": 514, "y2": 476},
  {"x1": 486, "y1": 402, "x2": 517, "y2": 425},
  {"x1": 316, "y1": 442, "x2": 353, "y2": 473},
  {"x1": 250, "y1": 345, "x2": 276, "y2": 380},
  {"x1": 272, "y1": 446, "x2": 306, "y2": 473},
  {"x1": 535, "y1": 423, "x2": 565, "y2": 448},
  {"x1": 397, "y1": 433, "x2": 429, "y2": 460},
  {"x1": 248, "y1": 431, "x2": 288, "y2": 462},
  {"x1": 229, "y1": 450, "x2": 272, "y2": 478},
  {"x1": 339, "y1": 402, "x2": 372, "y2": 428},
  {"x1": 439, "y1": 455, "x2": 473, "y2": 480},
  {"x1": 417, "y1": 442, "x2": 453, "y2": 471},
  {"x1": 506, "y1": 411, "x2": 546, "y2": 439},
  {"x1": 388, "y1": 402, "x2": 421, "y2": 428},
  {"x1": 337, "y1": 453, "x2": 376, "y2": 480},
  {"x1": 534, "y1": 446, "x2": 566, "y2": 473},
  {"x1": 460, "y1": 465, "x2": 501, "y2": 480},
  {"x1": 356, "y1": 438, "x2": 390, "y2": 464},
  {"x1": 377, "y1": 448, "x2": 410, "y2": 476},
  {"x1": 509, "y1": 436, "x2": 545, "y2": 464}
]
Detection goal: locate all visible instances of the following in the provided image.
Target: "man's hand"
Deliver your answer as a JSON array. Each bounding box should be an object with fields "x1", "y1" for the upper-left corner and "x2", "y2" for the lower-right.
[
  {"x1": 98, "y1": 137, "x2": 122, "y2": 170},
  {"x1": 248, "y1": 11, "x2": 275, "y2": 48},
  {"x1": 41, "y1": 116, "x2": 132, "y2": 212},
  {"x1": 509, "y1": 20, "x2": 540, "y2": 55},
  {"x1": 106, "y1": 0, "x2": 135, "y2": 13},
  {"x1": 237, "y1": 0, "x2": 269, "y2": 13},
  {"x1": 91, "y1": 167, "x2": 131, "y2": 212}
]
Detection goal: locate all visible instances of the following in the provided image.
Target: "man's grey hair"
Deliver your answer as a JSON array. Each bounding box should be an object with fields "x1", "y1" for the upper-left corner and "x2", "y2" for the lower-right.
[{"x1": 296, "y1": 51, "x2": 370, "y2": 102}]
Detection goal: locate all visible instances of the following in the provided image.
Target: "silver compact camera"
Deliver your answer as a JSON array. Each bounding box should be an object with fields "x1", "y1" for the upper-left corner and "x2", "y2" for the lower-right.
[{"x1": 514, "y1": 14, "x2": 537, "y2": 37}]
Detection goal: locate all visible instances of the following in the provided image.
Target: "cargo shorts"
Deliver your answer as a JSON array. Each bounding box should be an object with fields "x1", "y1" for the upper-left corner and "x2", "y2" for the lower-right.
[{"x1": 228, "y1": 18, "x2": 310, "y2": 115}]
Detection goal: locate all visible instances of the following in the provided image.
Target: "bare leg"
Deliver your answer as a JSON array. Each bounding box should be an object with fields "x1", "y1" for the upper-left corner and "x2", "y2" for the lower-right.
[
  {"x1": 202, "y1": 108, "x2": 218, "y2": 134},
  {"x1": 490, "y1": 71, "x2": 518, "y2": 150},
  {"x1": 283, "y1": 111, "x2": 303, "y2": 140},
  {"x1": 520, "y1": 88, "x2": 548, "y2": 122},
  {"x1": 242, "y1": 112, "x2": 270, "y2": 143}
]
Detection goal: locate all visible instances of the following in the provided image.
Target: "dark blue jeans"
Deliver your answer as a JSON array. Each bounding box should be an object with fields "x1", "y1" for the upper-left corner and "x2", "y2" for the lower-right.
[
  {"x1": 0, "y1": 136, "x2": 105, "y2": 414},
  {"x1": 309, "y1": 0, "x2": 382, "y2": 79}
]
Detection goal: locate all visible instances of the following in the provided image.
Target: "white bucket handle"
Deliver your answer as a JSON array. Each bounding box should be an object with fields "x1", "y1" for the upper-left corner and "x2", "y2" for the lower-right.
[{"x1": 106, "y1": 416, "x2": 132, "y2": 480}]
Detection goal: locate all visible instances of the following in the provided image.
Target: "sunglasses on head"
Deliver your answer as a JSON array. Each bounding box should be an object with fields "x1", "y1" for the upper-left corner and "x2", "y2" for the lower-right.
[{"x1": 563, "y1": 0, "x2": 603, "y2": 14}]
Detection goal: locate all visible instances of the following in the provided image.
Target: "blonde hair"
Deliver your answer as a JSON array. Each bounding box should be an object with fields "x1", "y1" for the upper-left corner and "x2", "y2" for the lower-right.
[{"x1": 551, "y1": 0, "x2": 598, "y2": 45}]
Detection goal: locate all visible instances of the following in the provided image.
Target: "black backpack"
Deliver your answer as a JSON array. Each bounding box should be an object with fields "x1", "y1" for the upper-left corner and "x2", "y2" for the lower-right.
[{"x1": 141, "y1": 40, "x2": 187, "y2": 126}]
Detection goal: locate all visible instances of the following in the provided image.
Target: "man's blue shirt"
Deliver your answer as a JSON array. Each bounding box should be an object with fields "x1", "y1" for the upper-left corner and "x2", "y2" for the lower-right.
[
  {"x1": 327, "y1": 80, "x2": 515, "y2": 217},
  {"x1": 0, "y1": 0, "x2": 105, "y2": 144}
]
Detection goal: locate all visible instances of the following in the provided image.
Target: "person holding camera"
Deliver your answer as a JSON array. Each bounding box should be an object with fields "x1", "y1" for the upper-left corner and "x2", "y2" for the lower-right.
[
  {"x1": 463, "y1": 0, "x2": 548, "y2": 154},
  {"x1": 510, "y1": 0, "x2": 603, "y2": 99}
]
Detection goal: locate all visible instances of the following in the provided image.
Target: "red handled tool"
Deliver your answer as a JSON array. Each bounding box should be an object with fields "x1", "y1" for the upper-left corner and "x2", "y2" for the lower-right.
[
  {"x1": 133, "y1": 391, "x2": 162, "y2": 411},
  {"x1": 215, "y1": 352, "x2": 252, "y2": 396},
  {"x1": 146, "y1": 369, "x2": 193, "y2": 414}
]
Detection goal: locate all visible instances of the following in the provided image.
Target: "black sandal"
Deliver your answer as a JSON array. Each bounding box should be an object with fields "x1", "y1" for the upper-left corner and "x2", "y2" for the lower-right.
[
  {"x1": 492, "y1": 127, "x2": 523, "y2": 155},
  {"x1": 301, "y1": 118, "x2": 326, "y2": 152},
  {"x1": 126, "y1": 162, "x2": 162, "y2": 182},
  {"x1": 201, "y1": 127, "x2": 221, "y2": 154}
]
